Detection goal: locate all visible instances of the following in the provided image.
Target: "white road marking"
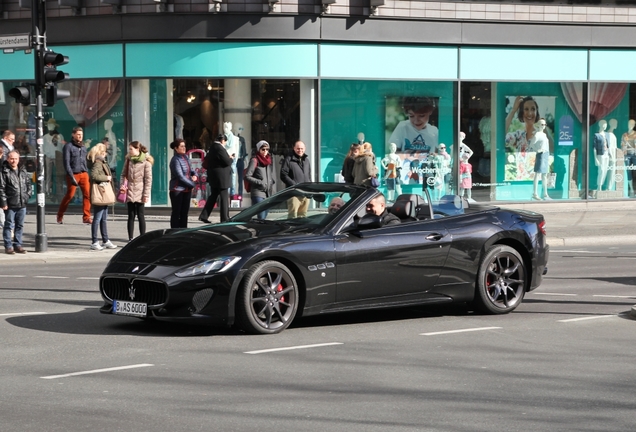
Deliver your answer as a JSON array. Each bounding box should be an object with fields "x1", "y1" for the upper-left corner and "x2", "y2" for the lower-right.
[
  {"x1": 77, "y1": 277, "x2": 100, "y2": 280},
  {"x1": 593, "y1": 295, "x2": 636, "y2": 299},
  {"x1": 0, "y1": 312, "x2": 47, "y2": 317},
  {"x1": 420, "y1": 327, "x2": 502, "y2": 336},
  {"x1": 33, "y1": 276, "x2": 69, "y2": 279},
  {"x1": 558, "y1": 315, "x2": 615, "y2": 323},
  {"x1": 0, "y1": 275, "x2": 26, "y2": 278},
  {"x1": 531, "y1": 292, "x2": 577, "y2": 296},
  {"x1": 41, "y1": 363, "x2": 154, "y2": 380},
  {"x1": 244, "y1": 342, "x2": 343, "y2": 355}
]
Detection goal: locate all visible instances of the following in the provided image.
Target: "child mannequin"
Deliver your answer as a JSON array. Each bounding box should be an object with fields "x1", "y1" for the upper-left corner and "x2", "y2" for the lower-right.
[
  {"x1": 381, "y1": 142, "x2": 402, "y2": 201},
  {"x1": 459, "y1": 153, "x2": 472, "y2": 200}
]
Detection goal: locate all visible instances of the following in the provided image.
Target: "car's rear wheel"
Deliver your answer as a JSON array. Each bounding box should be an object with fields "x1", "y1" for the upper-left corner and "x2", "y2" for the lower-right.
[
  {"x1": 475, "y1": 245, "x2": 526, "y2": 314},
  {"x1": 236, "y1": 260, "x2": 299, "y2": 334}
]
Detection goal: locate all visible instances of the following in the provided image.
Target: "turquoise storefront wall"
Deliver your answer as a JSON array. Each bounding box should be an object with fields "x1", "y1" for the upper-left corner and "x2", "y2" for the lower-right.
[{"x1": 4, "y1": 42, "x2": 636, "y2": 203}]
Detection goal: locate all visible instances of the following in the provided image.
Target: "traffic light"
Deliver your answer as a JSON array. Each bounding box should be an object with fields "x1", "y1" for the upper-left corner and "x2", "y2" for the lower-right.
[
  {"x1": 44, "y1": 85, "x2": 71, "y2": 107},
  {"x1": 9, "y1": 85, "x2": 31, "y2": 106},
  {"x1": 41, "y1": 50, "x2": 70, "y2": 106},
  {"x1": 41, "y1": 50, "x2": 69, "y2": 84}
]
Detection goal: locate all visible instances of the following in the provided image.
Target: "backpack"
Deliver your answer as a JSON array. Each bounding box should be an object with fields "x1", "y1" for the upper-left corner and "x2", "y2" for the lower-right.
[{"x1": 243, "y1": 168, "x2": 251, "y2": 193}]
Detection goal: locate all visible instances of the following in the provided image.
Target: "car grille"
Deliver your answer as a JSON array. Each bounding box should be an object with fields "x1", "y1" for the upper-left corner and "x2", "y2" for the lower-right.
[{"x1": 101, "y1": 277, "x2": 168, "y2": 307}]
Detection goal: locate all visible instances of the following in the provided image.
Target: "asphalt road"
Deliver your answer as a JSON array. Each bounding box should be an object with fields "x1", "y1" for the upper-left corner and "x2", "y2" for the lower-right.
[{"x1": 1, "y1": 245, "x2": 635, "y2": 432}]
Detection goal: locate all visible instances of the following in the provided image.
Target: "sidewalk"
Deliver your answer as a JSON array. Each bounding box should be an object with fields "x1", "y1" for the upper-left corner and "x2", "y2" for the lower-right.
[{"x1": 2, "y1": 199, "x2": 636, "y2": 262}]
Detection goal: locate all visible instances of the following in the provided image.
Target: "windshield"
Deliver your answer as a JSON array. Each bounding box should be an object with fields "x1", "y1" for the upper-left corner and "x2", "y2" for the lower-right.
[{"x1": 231, "y1": 183, "x2": 368, "y2": 228}]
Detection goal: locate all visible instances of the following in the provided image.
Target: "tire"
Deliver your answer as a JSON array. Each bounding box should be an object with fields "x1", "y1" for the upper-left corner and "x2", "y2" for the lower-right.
[
  {"x1": 474, "y1": 245, "x2": 526, "y2": 314},
  {"x1": 236, "y1": 260, "x2": 299, "y2": 334}
]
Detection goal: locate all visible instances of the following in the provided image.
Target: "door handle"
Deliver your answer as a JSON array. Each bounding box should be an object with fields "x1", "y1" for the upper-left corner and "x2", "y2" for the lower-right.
[{"x1": 426, "y1": 233, "x2": 445, "y2": 241}]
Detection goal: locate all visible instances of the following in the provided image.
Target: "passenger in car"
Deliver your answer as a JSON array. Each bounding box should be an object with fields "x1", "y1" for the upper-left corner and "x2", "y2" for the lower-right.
[
  {"x1": 366, "y1": 193, "x2": 400, "y2": 226},
  {"x1": 328, "y1": 197, "x2": 345, "y2": 214}
]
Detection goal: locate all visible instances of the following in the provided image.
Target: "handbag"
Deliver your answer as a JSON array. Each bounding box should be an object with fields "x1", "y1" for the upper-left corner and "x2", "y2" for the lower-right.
[
  {"x1": 91, "y1": 181, "x2": 116, "y2": 206},
  {"x1": 117, "y1": 179, "x2": 128, "y2": 203},
  {"x1": 370, "y1": 177, "x2": 380, "y2": 188}
]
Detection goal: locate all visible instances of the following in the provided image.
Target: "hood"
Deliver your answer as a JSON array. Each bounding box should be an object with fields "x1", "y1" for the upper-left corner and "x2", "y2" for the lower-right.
[{"x1": 114, "y1": 221, "x2": 314, "y2": 266}]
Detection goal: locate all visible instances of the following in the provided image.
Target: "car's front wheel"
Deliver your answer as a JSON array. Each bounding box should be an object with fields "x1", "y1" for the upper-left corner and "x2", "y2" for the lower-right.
[
  {"x1": 475, "y1": 245, "x2": 526, "y2": 314},
  {"x1": 236, "y1": 260, "x2": 299, "y2": 334}
]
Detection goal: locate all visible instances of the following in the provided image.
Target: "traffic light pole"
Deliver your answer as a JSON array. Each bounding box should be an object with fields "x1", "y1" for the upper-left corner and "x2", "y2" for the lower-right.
[{"x1": 32, "y1": 0, "x2": 47, "y2": 252}]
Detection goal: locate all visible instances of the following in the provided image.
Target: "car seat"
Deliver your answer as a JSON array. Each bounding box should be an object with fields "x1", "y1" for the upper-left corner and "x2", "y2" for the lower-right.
[{"x1": 390, "y1": 194, "x2": 423, "y2": 221}]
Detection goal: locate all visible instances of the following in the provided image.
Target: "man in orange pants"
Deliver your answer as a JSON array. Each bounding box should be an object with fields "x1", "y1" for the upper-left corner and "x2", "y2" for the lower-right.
[{"x1": 57, "y1": 127, "x2": 92, "y2": 224}]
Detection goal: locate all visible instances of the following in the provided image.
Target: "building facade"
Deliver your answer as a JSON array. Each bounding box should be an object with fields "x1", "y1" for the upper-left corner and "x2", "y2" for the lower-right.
[{"x1": 2, "y1": 0, "x2": 636, "y2": 206}]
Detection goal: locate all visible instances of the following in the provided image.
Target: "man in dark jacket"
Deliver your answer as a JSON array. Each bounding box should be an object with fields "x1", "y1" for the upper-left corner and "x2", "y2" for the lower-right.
[
  {"x1": 365, "y1": 193, "x2": 400, "y2": 227},
  {"x1": 57, "y1": 127, "x2": 91, "y2": 224},
  {"x1": 280, "y1": 140, "x2": 311, "y2": 218},
  {"x1": 199, "y1": 134, "x2": 234, "y2": 223},
  {"x1": 0, "y1": 151, "x2": 33, "y2": 254}
]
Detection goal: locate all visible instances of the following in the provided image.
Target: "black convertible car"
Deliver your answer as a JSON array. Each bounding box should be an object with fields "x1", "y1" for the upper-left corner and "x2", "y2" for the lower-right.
[{"x1": 99, "y1": 183, "x2": 549, "y2": 334}]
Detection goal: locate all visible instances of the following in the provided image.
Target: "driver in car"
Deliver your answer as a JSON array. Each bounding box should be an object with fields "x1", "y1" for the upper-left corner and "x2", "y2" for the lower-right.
[{"x1": 366, "y1": 193, "x2": 400, "y2": 226}]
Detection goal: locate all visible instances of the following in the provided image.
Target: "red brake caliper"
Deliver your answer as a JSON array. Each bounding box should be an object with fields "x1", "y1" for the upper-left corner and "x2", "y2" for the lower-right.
[{"x1": 277, "y1": 283, "x2": 285, "y2": 303}]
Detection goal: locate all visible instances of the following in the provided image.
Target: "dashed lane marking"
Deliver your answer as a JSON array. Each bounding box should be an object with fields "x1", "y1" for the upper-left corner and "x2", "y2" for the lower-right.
[
  {"x1": 33, "y1": 276, "x2": 69, "y2": 279},
  {"x1": 558, "y1": 315, "x2": 615, "y2": 323},
  {"x1": 245, "y1": 342, "x2": 343, "y2": 355},
  {"x1": 41, "y1": 363, "x2": 155, "y2": 380},
  {"x1": 0, "y1": 312, "x2": 47, "y2": 317},
  {"x1": 593, "y1": 295, "x2": 636, "y2": 299},
  {"x1": 531, "y1": 293, "x2": 577, "y2": 296},
  {"x1": 421, "y1": 327, "x2": 502, "y2": 336}
]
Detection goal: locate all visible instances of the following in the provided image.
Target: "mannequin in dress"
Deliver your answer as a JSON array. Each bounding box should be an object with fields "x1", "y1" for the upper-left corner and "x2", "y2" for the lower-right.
[
  {"x1": 607, "y1": 119, "x2": 618, "y2": 190},
  {"x1": 622, "y1": 119, "x2": 636, "y2": 197},
  {"x1": 234, "y1": 122, "x2": 248, "y2": 198},
  {"x1": 381, "y1": 142, "x2": 402, "y2": 201},
  {"x1": 223, "y1": 121, "x2": 238, "y2": 196},
  {"x1": 459, "y1": 153, "x2": 473, "y2": 200},
  {"x1": 594, "y1": 120, "x2": 610, "y2": 196},
  {"x1": 530, "y1": 119, "x2": 550, "y2": 200}
]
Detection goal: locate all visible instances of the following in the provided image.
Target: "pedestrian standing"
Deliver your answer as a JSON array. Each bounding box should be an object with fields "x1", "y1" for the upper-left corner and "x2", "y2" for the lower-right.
[
  {"x1": 199, "y1": 134, "x2": 233, "y2": 224},
  {"x1": 169, "y1": 139, "x2": 197, "y2": 228},
  {"x1": 280, "y1": 140, "x2": 311, "y2": 218},
  {"x1": 0, "y1": 145, "x2": 5, "y2": 228},
  {"x1": 353, "y1": 142, "x2": 378, "y2": 187},
  {"x1": 57, "y1": 127, "x2": 92, "y2": 225},
  {"x1": 120, "y1": 141, "x2": 154, "y2": 241},
  {"x1": 341, "y1": 143, "x2": 360, "y2": 184},
  {"x1": 0, "y1": 150, "x2": 32, "y2": 254},
  {"x1": 245, "y1": 140, "x2": 275, "y2": 219},
  {"x1": 87, "y1": 144, "x2": 117, "y2": 251}
]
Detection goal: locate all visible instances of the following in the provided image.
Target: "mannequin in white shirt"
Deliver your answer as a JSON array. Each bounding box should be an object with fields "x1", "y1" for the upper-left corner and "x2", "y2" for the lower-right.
[
  {"x1": 381, "y1": 142, "x2": 402, "y2": 201},
  {"x1": 594, "y1": 120, "x2": 609, "y2": 196},
  {"x1": 530, "y1": 119, "x2": 550, "y2": 200}
]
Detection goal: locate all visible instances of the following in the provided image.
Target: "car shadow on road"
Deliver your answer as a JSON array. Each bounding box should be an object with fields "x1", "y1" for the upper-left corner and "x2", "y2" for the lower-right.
[{"x1": 5, "y1": 307, "x2": 242, "y2": 337}]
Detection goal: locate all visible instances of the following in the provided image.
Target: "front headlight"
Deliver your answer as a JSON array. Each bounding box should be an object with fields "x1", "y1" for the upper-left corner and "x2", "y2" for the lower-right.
[{"x1": 175, "y1": 256, "x2": 241, "y2": 278}]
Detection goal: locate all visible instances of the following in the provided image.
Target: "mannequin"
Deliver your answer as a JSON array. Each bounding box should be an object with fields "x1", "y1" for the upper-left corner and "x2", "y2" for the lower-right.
[
  {"x1": 223, "y1": 121, "x2": 238, "y2": 196},
  {"x1": 593, "y1": 120, "x2": 610, "y2": 196},
  {"x1": 104, "y1": 119, "x2": 117, "y2": 174},
  {"x1": 42, "y1": 118, "x2": 64, "y2": 196},
  {"x1": 234, "y1": 122, "x2": 248, "y2": 199},
  {"x1": 459, "y1": 153, "x2": 473, "y2": 200},
  {"x1": 174, "y1": 114, "x2": 184, "y2": 140},
  {"x1": 357, "y1": 132, "x2": 365, "y2": 145},
  {"x1": 381, "y1": 142, "x2": 402, "y2": 201},
  {"x1": 437, "y1": 143, "x2": 451, "y2": 194},
  {"x1": 530, "y1": 119, "x2": 550, "y2": 200},
  {"x1": 607, "y1": 119, "x2": 618, "y2": 190},
  {"x1": 458, "y1": 131, "x2": 474, "y2": 161},
  {"x1": 622, "y1": 119, "x2": 636, "y2": 197}
]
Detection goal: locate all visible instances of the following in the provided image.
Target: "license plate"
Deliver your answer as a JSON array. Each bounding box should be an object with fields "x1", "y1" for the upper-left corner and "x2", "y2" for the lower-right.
[{"x1": 112, "y1": 300, "x2": 147, "y2": 317}]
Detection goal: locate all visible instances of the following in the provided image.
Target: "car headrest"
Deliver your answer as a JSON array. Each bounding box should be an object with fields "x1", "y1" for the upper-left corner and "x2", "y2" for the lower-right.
[{"x1": 390, "y1": 194, "x2": 422, "y2": 219}]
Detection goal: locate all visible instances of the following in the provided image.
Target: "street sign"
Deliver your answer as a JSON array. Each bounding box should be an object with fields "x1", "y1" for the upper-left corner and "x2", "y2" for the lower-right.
[{"x1": 0, "y1": 33, "x2": 32, "y2": 53}]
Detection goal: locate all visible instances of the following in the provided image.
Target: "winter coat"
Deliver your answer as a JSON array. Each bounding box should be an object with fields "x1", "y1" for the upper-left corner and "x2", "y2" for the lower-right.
[
  {"x1": 245, "y1": 156, "x2": 275, "y2": 198},
  {"x1": 0, "y1": 160, "x2": 32, "y2": 209},
  {"x1": 169, "y1": 153, "x2": 196, "y2": 192},
  {"x1": 280, "y1": 152, "x2": 311, "y2": 187},
  {"x1": 121, "y1": 154, "x2": 154, "y2": 203},
  {"x1": 63, "y1": 141, "x2": 88, "y2": 178},
  {"x1": 353, "y1": 153, "x2": 378, "y2": 186},
  {"x1": 90, "y1": 157, "x2": 112, "y2": 185},
  {"x1": 341, "y1": 156, "x2": 355, "y2": 184},
  {"x1": 205, "y1": 140, "x2": 233, "y2": 189}
]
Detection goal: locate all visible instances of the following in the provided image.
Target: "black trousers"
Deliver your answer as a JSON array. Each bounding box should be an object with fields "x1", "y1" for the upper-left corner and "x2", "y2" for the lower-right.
[
  {"x1": 200, "y1": 187, "x2": 229, "y2": 222},
  {"x1": 169, "y1": 190, "x2": 191, "y2": 228}
]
